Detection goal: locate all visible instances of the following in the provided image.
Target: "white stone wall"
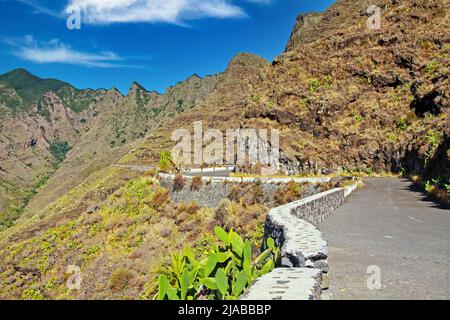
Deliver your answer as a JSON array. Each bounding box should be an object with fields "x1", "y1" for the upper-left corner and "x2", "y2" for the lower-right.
[
  {"x1": 242, "y1": 185, "x2": 359, "y2": 300},
  {"x1": 158, "y1": 173, "x2": 331, "y2": 184}
]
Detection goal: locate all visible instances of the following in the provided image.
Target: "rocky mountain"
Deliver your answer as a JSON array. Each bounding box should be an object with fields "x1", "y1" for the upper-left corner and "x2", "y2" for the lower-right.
[
  {"x1": 127, "y1": 0, "x2": 449, "y2": 181},
  {"x1": 0, "y1": 69, "x2": 220, "y2": 228}
]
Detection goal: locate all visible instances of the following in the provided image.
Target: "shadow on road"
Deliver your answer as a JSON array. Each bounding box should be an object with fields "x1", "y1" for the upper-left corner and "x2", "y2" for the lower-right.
[{"x1": 404, "y1": 179, "x2": 449, "y2": 210}]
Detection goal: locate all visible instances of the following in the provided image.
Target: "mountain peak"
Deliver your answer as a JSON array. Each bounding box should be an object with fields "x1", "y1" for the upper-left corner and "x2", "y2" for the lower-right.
[
  {"x1": 227, "y1": 53, "x2": 269, "y2": 69},
  {"x1": 285, "y1": 12, "x2": 324, "y2": 51},
  {"x1": 0, "y1": 68, "x2": 73, "y2": 107},
  {"x1": 128, "y1": 81, "x2": 147, "y2": 96},
  {"x1": 0, "y1": 68, "x2": 39, "y2": 84},
  {"x1": 3, "y1": 68, "x2": 35, "y2": 77}
]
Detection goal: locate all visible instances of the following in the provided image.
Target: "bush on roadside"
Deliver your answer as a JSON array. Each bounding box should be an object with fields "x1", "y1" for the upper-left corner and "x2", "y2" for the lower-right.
[
  {"x1": 190, "y1": 176, "x2": 203, "y2": 191},
  {"x1": 153, "y1": 227, "x2": 279, "y2": 300},
  {"x1": 173, "y1": 174, "x2": 185, "y2": 192}
]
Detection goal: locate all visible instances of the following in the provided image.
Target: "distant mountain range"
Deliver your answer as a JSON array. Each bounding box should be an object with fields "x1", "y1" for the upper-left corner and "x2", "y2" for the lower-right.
[{"x1": 0, "y1": 68, "x2": 220, "y2": 227}]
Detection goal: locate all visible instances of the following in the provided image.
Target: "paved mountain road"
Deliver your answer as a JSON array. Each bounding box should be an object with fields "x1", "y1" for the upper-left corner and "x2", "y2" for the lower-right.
[
  {"x1": 320, "y1": 178, "x2": 450, "y2": 300},
  {"x1": 114, "y1": 165, "x2": 232, "y2": 177}
]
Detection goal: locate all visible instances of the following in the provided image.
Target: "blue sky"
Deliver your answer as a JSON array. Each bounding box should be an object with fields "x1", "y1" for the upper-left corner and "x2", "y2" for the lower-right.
[{"x1": 0, "y1": 0, "x2": 335, "y2": 94}]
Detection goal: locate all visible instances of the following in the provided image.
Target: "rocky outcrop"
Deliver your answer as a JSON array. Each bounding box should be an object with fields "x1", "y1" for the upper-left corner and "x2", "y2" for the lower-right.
[{"x1": 285, "y1": 12, "x2": 324, "y2": 51}]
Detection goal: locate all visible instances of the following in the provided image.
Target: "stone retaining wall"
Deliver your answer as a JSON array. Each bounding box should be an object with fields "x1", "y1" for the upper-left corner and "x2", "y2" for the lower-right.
[
  {"x1": 180, "y1": 166, "x2": 236, "y2": 174},
  {"x1": 242, "y1": 185, "x2": 358, "y2": 300},
  {"x1": 158, "y1": 170, "x2": 358, "y2": 300},
  {"x1": 159, "y1": 173, "x2": 331, "y2": 184},
  {"x1": 158, "y1": 173, "x2": 323, "y2": 208}
]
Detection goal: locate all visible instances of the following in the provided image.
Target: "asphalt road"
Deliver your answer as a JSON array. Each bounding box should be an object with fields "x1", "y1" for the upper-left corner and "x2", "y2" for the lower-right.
[
  {"x1": 182, "y1": 170, "x2": 232, "y2": 177},
  {"x1": 114, "y1": 165, "x2": 232, "y2": 177},
  {"x1": 320, "y1": 178, "x2": 450, "y2": 300}
]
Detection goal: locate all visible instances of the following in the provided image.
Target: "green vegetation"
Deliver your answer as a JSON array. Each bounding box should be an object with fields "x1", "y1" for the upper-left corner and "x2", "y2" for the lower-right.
[
  {"x1": 419, "y1": 38, "x2": 432, "y2": 50},
  {"x1": 424, "y1": 60, "x2": 439, "y2": 80},
  {"x1": 49, "y1": 140, "x2": 71, "y2": 165},
  {"x1": 68, "y1": 99, "x2": 90, "y2": 113},
  {"x1": 0, "y1": 69, "x2": 71, "y2": 109},
  {"x1": 307, "y1": 76, "x2": 333, "y2": 94},
  {"x1": 386, "y1": 132, "x2": 398, "y2": 143},
  {"x1": 176, "y1": 99, "x2": 184, "y2": 113},
  {"x1": 354, "y1": 114, "x2": 363, "y2": 123},
  {"x1": 430, "y1": 171, "x2": 450, "y2": 198},
  {"x1": 36, "y1": 100, "x2": 51, "y2": 121},
  {"x1": 22, "y1": 288, "x2": 44, "y2": 300},
  {"x1": 155, "y1": 227, "x2": 278, "y2": 300},
  {"x1": 0, "y1": 172, "x2": 53, "y2": 229},
  {"x1": 158, "y1": 150, "x2": 173, "y2": 172},
  {"x1": 308, "y1": 79, "x2": 322, "y2": 94},
  {"x1": 136, "y1": 89, "x2": 151, "y2": 110},
  {"x1": 1, "y1": 139, "x2": 71, "y2": 229},
  {"x1": 0, "y1": 69, "x2": 94, "y2": 113},
  {"x1": 251, "y1": 94, "x2": 261, "y2": 103},
  {"x1": 426, "y1": 129, "x2": 441, "y2": 147},
  {"x1": 395, "y1": 117, "x2": 409, "y2": 132}
]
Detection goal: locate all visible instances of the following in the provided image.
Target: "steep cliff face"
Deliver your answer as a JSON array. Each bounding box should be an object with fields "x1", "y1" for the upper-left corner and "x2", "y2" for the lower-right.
[
  {"x1": 285, "y1": 12, "x2": 324, "y2": 51},
  {"x1": 125, "y1": 0, "x2": 448, "y2": 179}
]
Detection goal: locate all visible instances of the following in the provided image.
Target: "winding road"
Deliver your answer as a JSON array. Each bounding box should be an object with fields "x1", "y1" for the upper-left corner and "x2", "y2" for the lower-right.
[
  {"x1": 320, "y1": 178, "x2": 450, "y2": 300},
  {"x1": 117, "y1": 165, "x2": 449, "y2": 299}
]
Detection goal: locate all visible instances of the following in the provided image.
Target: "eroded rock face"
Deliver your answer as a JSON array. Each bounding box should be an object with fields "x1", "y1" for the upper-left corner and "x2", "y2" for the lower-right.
[{"x1": 285, "y1": 12, "x2": 325, "y2": 51}]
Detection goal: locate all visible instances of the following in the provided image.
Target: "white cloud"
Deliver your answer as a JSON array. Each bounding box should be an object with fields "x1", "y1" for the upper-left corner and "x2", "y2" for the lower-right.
[
  {"x1": 4, "y1": 36, "x2": 130, "y2": 68},
  {"x1": 16, "y1": 0, "x2": 62, "y2": 18},
  {"x1": 66, "y1": 0, "x2": 247, "y2": 24},
  {"x1": 16, "y1": 0, "x2": 271, "y2": 25}
]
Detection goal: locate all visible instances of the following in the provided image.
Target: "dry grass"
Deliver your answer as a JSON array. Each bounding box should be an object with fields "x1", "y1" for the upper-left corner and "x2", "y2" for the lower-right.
[
  {"x1": 109, "y1": 268, "x2": 134, "y2": 293},
  {"x1": 274, "y1": 181, "x2": 302, "y2": 206},
  {"x1": 173, "y1": 174, "x2": 185, "y2": 192},
  {"x1": 190, "y1": 176, "x2": 203, "y2": 191}
]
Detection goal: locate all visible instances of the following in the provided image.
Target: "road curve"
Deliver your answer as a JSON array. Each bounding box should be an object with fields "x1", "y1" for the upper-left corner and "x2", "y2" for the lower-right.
[
  {"x1": 114, "y1": 165, "x2": 232, "y2": 177},
  {"x1": 320, "y1": 178, "x2": 450, "y2": 300}
]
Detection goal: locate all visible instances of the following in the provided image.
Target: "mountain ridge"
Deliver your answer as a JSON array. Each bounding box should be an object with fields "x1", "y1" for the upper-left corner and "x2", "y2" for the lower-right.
[{"x1": 0, "y1": 67, "x2": 222, "y2": 227}]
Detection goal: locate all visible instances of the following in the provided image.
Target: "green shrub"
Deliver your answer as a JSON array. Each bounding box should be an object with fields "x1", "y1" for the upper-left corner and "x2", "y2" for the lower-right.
[
  {"x1": 396, "y1": 117, "x2": 408, "y2": 132},
  {"x1": 49, "y1": 140, "x2": 71, "y2": 165},
  {"x1": 158, "y1": 150, "x2": 173, "y2": 172},
  {"x1": 425, "y1": 60, "x2": 439, "y2": 80},
  {"x1": 354, "y1": 114, "x2": 363, "y2": 123},
  {"x1": 427, "y1": 129, "x2": 441, "y2": 147},
  {"x1": 308, "y1": 79, "x2": 322, "y2": 94},
  {"x1": 155, "y1": 226, "x2": 278, "y2": 300},
  {"x1": 22, "y1": 288, "x2": 44, "y2": 300},
  {"x1": 109, "y1": 268, "x2": 133, "y2": 292}
]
